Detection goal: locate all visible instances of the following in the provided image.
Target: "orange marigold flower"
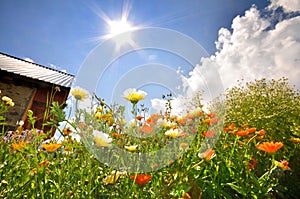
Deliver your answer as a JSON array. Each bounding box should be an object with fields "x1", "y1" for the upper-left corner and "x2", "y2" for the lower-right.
[
  {"x1": 198, "y1": 149, "x2": 216, "y2": 160},
  {"x1": 289, "y1": 137, "x2": 300, "y2": 143},
  {"x1": 245, "y1": 127, "x2": 256, "y2": 134},
  {"x1": 39, "y1": 161, "x2": 50, "y2": 167},
  {"x1": 112, "y1": 133, "x2": 122, "y2": 138},
  {"x1": 136, "y1": 116, "x2": 144, "y2": 120},
  {"x1": 204, "y1": 118, "x2": 211, "y2": 124},
  {"x1": 130, "y1": 174, "x2": 151, "y2": 185},
  {"x1": 177, "y1": 117, "x2": 188, "y2": 125},
  {"x1": 229, "y1": 123, "x2": 235, "y2": 130},
  {"x1": 242, "y1": 124, "x2": 248, "y2": 128},
  {"x1": 206, "y1": 112, "x2": 216, "y2": 117},
  {"x1": 42, "y1": 143, "x2": 62, "y2": 153},
  {"x1": 146, "y1": 117, "x2": 155, "y2": 125},
  {"x1": 258, "y1": 129, "x2": 266, "y2": 136},
  {"x1": 256, "y1": 141, "x2": 283, "y2": 153},
  {"x1": 139, "y1": 124, "x2": 154, "y2": 134},
  {"x1": 62, "y1": 128, "x2": 72, "y2": 136},
  {"x1": 146, "y1": 114, "x2": 162, "y2": 125},
  {"x1": 236, "y1": 130, "x2": 249, "y2": 136},
  {"x1": 202, "y1": 130, "x2": 215, "y2": 138},
  {"x1": 12, "y1": 142, "x2": 27, "y2": 150}
]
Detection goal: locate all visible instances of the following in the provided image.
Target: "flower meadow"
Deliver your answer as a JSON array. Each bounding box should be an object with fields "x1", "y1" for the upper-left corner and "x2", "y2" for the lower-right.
[{"x1": 1, "y1": 78, "x2": 300, "y2": 198}]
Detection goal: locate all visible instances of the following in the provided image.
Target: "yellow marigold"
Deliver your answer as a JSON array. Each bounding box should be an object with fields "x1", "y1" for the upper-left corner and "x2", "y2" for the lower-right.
[
  {"x1": 12, "y1": 142, "x2": 27, "y2": 150},
  {"x1": 2, "y1": 96, "x2": 14, "y2": 106},
  {"x1": 256, "y1": 141, "x2": 283, "y2": 153},
  {"x1": 101, "y1": 113, "x2": 114, "y2": 123},
  {"x1": 289, "y1": 137, "x2": 300, "y2": 143},
  {"x1": 42, "y1": 143, "x2": 62, "y2": 153},
  {"x1": 70, "y1": 87, "x2": 88, "y2": 101},
  {"x1": 124, "y1": 145, "x2": 138, "y2": 152},
  {"x1": 122, "y1": 88, "x2": 147, "y2": 104},
  {"x1": 95, "y1": 111, "x2": 102, "y2": 120}
]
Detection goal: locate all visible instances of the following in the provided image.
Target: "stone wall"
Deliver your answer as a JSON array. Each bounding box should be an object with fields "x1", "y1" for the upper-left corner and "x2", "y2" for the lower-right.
[{"x1": 0, "y1": 81, "x2": 35, "y2": 129}]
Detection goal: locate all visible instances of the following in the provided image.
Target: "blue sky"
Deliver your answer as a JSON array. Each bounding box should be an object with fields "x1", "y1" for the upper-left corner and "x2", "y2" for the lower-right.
[
  {"x1": 0, "y1": 0, "x2": 269, "y2": 75},
  {"x1": 1, "y1": 0, "x2": 300, "y2": 115}
]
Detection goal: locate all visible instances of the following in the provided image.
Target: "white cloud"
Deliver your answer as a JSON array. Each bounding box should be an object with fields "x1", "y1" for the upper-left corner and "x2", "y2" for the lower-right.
[
  {"x1": 185, "y1": 5, "x2": 300, "y2": 94},
  {"x1": 24, "y1": 57, "x2": 34, "y2": 63},
  {"x1": 269, "y1": 0, "x2": 300, "y2": 12},
  {"x1": 151, "y1": 2, "x2": 300, "y2": 114}
]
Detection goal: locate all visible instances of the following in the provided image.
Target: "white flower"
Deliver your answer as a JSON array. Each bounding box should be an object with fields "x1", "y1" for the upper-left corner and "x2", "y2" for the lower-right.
[
  {"x1": 16, "y1": 120, "x2": 24, "y2": 126},
  {"x1": 165, "y1": 128, "x2": 181, "y2": 138},
  {"x1": 93, "y1": 130, "x2": 112, "y2": 147},
  {"x1": 122, "y1": 88, "x2": 147, "y2": 103},
  {"x1": 70, "y1": 86, "x2": 88, "y2": 101}
]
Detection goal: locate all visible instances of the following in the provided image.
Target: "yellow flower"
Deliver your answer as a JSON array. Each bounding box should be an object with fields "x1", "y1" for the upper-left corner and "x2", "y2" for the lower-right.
[
  {"x1": 289, "y1": 137, "x2": 300, "y2": 143},
  {"x1": 274, "y1": 160, "x2": 290, "y2": 171},
  {"x1": 103, "y1": 170, "x2": 127, "y2": 185},
  {"x1": 165, "y1": 128, "x2": 181, "y2": 138},
  {"x1": 93, "y1": 130, "x2": 112, "y2": 147},
  {"x1": 42, "y1": 143, "x2": 62, "y2": 153},
  {"x1": 95, "y1": 111, "x2": 102, "y2": 120},
  {"x1": 161, "y1": 120, "x2": 177, "y2": 129},
  {"x1": 2, "y1": 96, "x2": 14, "y2": 106},
  {"x1": 29, "y1": 168, "x2": 38, "y2": 176},
  {"x1": 70, "y1": 87, "x2": 88, "y2": 101},
  {"x1": 124, "y1": 145, "x2": 138, "y2": 152},
  {"x1": 122, "y1": 88, "x2": 147, "y2": 104},
  {"x1": 12, "y1": 142, "x2": 27, "y2": 151}
]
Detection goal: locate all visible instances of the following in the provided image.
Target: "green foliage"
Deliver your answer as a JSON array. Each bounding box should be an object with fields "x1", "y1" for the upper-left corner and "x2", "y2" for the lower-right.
[
  {"x1": 1, "y1": 81, "x2": 300, "y2": 198},
  {"x1": 223, "y1": 78, "x2": 300, "y2": 151}
]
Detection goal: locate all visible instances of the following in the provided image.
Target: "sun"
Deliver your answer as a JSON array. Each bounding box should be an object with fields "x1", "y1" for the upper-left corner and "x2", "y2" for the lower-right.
[
  {"x1": 91, "y1": 1, "x2": 140, "y2": 51},
  {"x1": 107, "y1": 19, "x2": 135, "y2": 38}
]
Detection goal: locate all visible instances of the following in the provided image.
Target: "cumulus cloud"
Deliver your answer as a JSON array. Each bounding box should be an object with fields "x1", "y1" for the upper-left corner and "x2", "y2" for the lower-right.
[
  {"x1": 151, "y1": 1, "x2": 300, "y2": 114},
  {"x1": 269, "y1": 0, "x2": 300, "y2": 12},
  {"x1": 186, "y1": 2, "x2": 300, "y2": 93}
]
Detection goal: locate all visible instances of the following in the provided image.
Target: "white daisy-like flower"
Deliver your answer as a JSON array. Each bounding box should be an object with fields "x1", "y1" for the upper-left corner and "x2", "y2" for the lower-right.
[
  {"x1": 122, "y1": 88, "x2": 147, "y2": 104},
  {"x1": 93, "y1": 130, "x2": 112, "y2": 147}
]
